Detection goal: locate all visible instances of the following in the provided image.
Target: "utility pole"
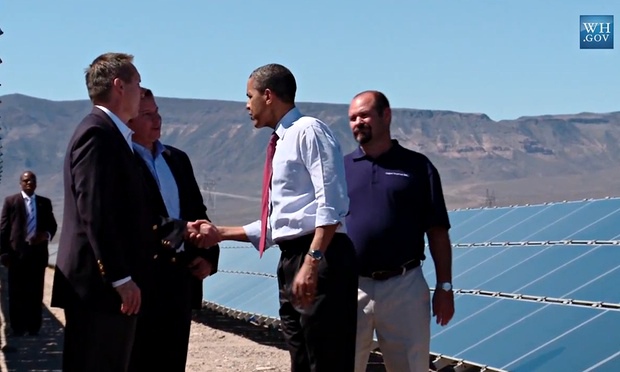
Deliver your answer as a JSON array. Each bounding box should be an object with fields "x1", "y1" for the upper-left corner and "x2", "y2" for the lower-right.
[
  {"x1": 203, "y1": 176, "x2": 219, "y2": 217},
  {"x1": 485, "y1": 188, "x2": 496, "y2": 208}
]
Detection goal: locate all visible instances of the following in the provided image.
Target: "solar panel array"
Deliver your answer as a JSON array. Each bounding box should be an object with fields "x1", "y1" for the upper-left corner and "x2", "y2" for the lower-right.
[{"x1": 202, "y1": 197, "x2": 620, "y2": 371}]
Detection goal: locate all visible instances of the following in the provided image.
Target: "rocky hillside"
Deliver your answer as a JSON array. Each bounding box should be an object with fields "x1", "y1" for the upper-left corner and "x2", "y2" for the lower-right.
[{"x1": 0, "y1": 93, "x2": 619, "y2": 225}]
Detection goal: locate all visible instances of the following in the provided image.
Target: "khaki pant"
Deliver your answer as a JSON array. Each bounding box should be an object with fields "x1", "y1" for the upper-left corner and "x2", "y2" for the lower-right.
[{"x1": 355, "y1": 267, "x2": 431, "y2": 372}]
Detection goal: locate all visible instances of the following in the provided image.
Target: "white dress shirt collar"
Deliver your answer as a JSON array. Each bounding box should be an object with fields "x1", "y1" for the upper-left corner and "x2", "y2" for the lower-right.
[
  {"x1": 274, "y1": 107, "x2": 302, "y2": 139},
  {"x1": 95, "y1": 105, "x2": 134, "y2": 151},
  {"x1": 132, "y1": 140, "x2": 166, "y2": 160},
  {"x1": 21, "y1": 191, "x2": 36, "y2": 201}
]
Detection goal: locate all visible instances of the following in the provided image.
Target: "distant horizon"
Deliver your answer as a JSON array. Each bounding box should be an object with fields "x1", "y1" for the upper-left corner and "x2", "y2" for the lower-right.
[
  {"x1": 2, "y1": 91, "x2": 618, "y2": 122},
  {"x1": 3, "y1": 1, "x2": 619, "y2": 124}
]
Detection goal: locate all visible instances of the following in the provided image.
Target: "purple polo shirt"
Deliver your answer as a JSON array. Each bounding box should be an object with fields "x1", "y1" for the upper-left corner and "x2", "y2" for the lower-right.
[{"x1": 344, "y1": 140, "x2": 451, "y2": 275}]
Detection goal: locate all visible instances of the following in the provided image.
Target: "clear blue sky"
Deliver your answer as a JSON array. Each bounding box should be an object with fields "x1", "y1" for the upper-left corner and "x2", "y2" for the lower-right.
[{"x1": 0, "y1": 0, "x2": 618, "y2": 120}]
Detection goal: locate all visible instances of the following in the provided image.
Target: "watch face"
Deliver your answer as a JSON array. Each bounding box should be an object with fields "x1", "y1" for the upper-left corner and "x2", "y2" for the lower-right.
[{"x1": 441, "y1": 283, "x2": 452, "y2": 291}]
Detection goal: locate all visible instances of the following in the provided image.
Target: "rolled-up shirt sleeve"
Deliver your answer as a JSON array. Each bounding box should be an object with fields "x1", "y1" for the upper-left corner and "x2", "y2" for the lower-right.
[
  {"x1": 242, "y1": 219, "x2": 275, "y2": 250},
  {"x1": 299, "y1": 124, "x2": 349, "y2": 228}
]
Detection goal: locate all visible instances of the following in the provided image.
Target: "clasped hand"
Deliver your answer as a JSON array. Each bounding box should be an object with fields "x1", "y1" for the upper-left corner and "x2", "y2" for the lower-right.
[{"x1": 187, "y1": 220, "x2": 222, "y2": 248}]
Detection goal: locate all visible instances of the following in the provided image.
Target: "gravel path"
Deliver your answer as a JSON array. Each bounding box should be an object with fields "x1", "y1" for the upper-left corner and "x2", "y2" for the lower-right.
[{"x1": 0, "y1": 267, "x2": 386, "y2": 371}]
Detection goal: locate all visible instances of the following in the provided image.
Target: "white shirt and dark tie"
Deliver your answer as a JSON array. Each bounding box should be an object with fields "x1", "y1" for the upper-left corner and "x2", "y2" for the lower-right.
[
  {"x1": 22, "y1": 191, "x2": 37, "y2": 241},
  {"x1": 21, "y1": 191, "x2": 51, "y2": 243},
  {"x1": 243, "y1": 106, "x2": 349, "y2": 249},
  {"x1": 242, "y1": 107, "x2": 358, "y2": 371}
]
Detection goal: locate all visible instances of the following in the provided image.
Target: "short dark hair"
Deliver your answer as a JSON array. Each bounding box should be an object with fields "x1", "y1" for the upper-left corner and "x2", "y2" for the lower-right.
[
  {"x1": 354, "y1": 90, "x2": 391, "y2": 117},
  {"x1": 85, "y1": 52, "x2": 136, "y2": 103},
  {"x1": 249, "y1": 64, "x2": 297, "y2": 104},
  {"x1": 141, "y1": 87, "x2": 154, "y2": 98},
  {"x1": 20, "y1": 170, "x2": 36, "y2": 181}
]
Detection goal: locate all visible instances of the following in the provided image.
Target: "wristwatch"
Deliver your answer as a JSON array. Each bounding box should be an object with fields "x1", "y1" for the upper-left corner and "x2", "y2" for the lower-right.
[
  {"x1": 437, "y1": 282, "x2": 453, "y2": 292},
  {"x1": 307, "y1": 249, "x2": 324, "y2": 261}
]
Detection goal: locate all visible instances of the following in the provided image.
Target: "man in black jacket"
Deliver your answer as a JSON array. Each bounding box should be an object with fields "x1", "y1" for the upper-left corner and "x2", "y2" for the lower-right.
[
  {"x1": 51, "y1": 52, "x2": 220, "y2": 372},
  {"x1": 0, "y1": 171, "x2": 57, "y2": 336},
  {"x1": 127, "y1": 88, "x2": 220, "y2": 372}
]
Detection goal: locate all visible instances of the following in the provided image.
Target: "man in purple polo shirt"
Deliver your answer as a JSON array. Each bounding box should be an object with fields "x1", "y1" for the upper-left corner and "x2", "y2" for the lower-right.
[{"x1": 344, "y1": 90, "x2": 455, "y2": 372}]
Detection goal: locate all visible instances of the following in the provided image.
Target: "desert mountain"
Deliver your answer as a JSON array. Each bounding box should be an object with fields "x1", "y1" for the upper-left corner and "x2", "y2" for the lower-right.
[{"x1": 0, "y1": 93, "x2": 619, "y2": 226}]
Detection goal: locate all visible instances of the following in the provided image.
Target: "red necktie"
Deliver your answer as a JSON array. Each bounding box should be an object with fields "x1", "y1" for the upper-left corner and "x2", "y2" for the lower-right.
[{"x1": 259, "y1": 132, "x2": 278, "y2": 257}]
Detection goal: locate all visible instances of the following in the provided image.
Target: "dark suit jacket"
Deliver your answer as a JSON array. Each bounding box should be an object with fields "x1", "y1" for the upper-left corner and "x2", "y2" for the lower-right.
[
  {"x1": 51, "y1": 107, "x2": 187, "y2": 313},
  {"x1": 134, "y1": 145, "x2": 220, "y2": 309},
  {"x1": 0, "y1": 193, "x2": 58, "y2": 257}
]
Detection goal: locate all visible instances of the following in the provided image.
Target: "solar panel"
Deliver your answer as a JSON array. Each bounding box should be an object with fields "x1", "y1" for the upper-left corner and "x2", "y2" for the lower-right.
[
  {"x1": 526, "y1": 199, "x2": 620, "y2": 241},
  {"x1": 451, "y1": 245, "x2": 589, "y2": 293},
  {"x1": 202, "y1": 197, "x2": 620, "y2": 371},
  {"x1": 484, "y1": 201, "x2": 588, "y2": 243},
  {"x1": 431, "y1": 295, "x2": 620, "y2": 371},
  {"x1": 445, "y1": 208, "x2": 484, "y2": 230},
  {"x1": 453, "y1": 204, "x2": 550, "y2": 244},
  {"x1": 216, "y1": 243, "x2": 279, "y2": 273},
  {"x1": 449, "y1": 207, "x2": 515, "y2": 243}
]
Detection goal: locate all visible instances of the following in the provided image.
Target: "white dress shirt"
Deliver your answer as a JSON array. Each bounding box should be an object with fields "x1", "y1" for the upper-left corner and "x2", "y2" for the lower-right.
[
  {"x1": 133, "y1": 141, "x2": 184, "y2": 252},
  {"x1": 21, "y1": 191, "x2": 52, "y2": 242},
  {"x1": 243, "y1": 107, "x2": 349, "y2": 250},
  {"x1": 21, "y1": 191, "x2": 37, "y2": 236}
]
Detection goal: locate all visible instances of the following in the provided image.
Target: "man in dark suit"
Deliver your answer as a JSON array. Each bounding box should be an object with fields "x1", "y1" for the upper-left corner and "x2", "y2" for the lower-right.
[
  {"x1": 127, "y1": 88, "x2": 220, "y2": 371},
  {"x1": 0, "y1": 171, "x2": 57, "y2": 336},
  {"x1": 50, "y1": 52, "x2": 221, "y2": 372}
]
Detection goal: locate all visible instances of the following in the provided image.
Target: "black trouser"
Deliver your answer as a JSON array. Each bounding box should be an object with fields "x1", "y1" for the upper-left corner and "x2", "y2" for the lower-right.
[
  {"x1": 277, "y1": 233, "x2": 359, "y2": 372},
  {"x1": 7, "y1": 245, "x2": 47, "y2": 335},
  {"x1": 63, "y1": 304, "x2": 137, "y2": 372},
  {"x1": 128, "y1": 256, "x2": 193, "y2": 372}
]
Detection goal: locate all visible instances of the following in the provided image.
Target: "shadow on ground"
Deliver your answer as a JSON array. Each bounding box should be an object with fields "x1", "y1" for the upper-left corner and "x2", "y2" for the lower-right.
[
  {"x1": 193, "y1": 307, "x2": 387, "y2": 371},
  {"x1": 0, "y1": 268, "x2": 64, "y2": 372}
]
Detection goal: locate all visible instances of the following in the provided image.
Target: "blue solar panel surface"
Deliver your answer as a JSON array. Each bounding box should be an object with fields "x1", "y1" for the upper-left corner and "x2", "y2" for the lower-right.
[{"x1": 203, "y1": 197, "x2": 620, "y2": 371}]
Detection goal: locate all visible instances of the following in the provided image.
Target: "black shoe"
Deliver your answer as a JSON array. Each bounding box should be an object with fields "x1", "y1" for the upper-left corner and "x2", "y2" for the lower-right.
[{"x1": 27, "y1": 331, "x2": 39, "y2": 336}]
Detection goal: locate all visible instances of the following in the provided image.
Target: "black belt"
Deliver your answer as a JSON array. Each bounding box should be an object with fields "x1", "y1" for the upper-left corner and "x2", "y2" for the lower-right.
[
  {"x1": 362, "y1": 259, "x2": 421, "y2": 281},
  {"x1": 277, "y1": 232, "x2": 348, "y2": 252}
]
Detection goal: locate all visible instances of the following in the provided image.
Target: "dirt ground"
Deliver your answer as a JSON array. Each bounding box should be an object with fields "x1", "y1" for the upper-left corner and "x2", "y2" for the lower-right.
[{"x1": 0, "y1": 267, "x2": 386, "y2": 372}]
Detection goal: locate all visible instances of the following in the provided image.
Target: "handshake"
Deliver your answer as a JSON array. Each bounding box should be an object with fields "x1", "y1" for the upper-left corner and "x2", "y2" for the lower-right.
[{"x1": 185, "y1": 220, "x2": 223, "y2": 248}]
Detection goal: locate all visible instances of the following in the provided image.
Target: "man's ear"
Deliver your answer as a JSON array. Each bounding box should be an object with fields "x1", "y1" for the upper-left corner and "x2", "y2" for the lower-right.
[
  {"x1": 112, "y1": 77, "x2": 123, "y2": 93},
  {"x1": 384, "y1": 107, "x2": 392, "y2": 123},
  {"x1": 264, "y1": 88, "x2": 273, "y2": 104}
]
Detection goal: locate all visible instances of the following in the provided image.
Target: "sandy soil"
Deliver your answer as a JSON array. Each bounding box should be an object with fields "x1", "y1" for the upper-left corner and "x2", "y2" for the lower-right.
[
  {"x1": 0, "y1": 268, "x2": 386, "y2": 372},
  {"x1": 46, "y1": 268, "x2": 293, "y2": 372}
]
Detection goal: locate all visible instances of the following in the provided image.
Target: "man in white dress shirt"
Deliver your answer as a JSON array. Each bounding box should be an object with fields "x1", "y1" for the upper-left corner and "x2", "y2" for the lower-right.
[{"x1": 218, "y1": 63, "x2": 359, "y2": 372}]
